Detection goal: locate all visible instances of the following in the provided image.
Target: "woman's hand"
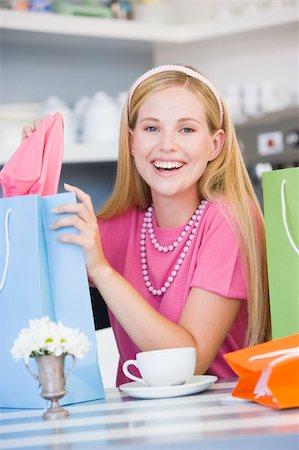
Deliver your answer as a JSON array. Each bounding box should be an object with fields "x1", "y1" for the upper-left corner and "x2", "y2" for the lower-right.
[
  {"x1": 21, "y1": 113, "x2": 60, "y2": 143},
  {"x1": 21, "y1": 119, "x2": 41, "y2": 143},
  {"x1": 51, "y1": 183, "x2": 108, "y2": 282}
]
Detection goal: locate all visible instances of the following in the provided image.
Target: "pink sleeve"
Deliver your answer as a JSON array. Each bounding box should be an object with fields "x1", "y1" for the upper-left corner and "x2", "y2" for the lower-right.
[{"x1": 191, "y1": 204, "x2": 247, "y2": 300}]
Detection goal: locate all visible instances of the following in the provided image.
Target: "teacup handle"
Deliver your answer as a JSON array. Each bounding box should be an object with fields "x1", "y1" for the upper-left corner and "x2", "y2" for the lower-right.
[{"x1": 122, "y1": 359, "x2": 146, "y2": 384}]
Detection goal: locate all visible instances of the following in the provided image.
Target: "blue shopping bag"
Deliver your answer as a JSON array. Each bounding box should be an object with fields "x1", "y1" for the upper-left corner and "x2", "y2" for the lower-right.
[{"x1": 0, "y1": 192, "x2": 104, "y2": 408}]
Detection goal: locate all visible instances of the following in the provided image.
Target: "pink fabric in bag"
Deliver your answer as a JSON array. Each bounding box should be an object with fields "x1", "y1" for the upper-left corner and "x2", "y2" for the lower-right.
[{"x1": 0, "y1": 113, "x2": 64, "y2": 197}]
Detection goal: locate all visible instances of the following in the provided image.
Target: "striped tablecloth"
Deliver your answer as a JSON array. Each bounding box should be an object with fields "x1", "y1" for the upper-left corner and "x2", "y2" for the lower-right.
[{"x1": 0, "y1": 381, "x2": 298, "y2": 450}]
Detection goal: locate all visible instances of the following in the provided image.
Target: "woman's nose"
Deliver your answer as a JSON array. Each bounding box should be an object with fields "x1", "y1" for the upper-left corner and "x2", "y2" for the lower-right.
[{"x1": 159, "y1": 131, "x2": 178, "y2": 152}]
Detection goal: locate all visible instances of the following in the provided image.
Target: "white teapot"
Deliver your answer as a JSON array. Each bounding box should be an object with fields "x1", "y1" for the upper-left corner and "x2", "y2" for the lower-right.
[{"x1": 82, "y1": 92, "x2": 119, "y2": 144}]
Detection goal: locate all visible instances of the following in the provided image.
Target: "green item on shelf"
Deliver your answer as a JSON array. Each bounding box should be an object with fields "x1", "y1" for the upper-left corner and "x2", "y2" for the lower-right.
[{"x1": 53, "y1": 1, "x2": 112, "y2": 18}]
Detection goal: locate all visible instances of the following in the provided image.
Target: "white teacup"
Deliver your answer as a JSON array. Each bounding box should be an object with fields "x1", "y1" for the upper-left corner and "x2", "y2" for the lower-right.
[{"x1": 122, "y1": 347, "x2": 196, "y2": 387}]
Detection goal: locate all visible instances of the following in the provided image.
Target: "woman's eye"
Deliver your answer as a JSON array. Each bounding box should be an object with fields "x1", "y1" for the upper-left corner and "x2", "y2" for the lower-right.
[
  {"x1": 181, "y1": 127, "x2": 194, "y2": 133},
  {"x1": 145, "y1": 126, "x2": 158, "y2": 132}
]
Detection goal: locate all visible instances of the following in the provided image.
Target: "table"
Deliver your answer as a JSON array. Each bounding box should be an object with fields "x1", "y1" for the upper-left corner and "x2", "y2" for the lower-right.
[{"x1": 0, "y1": 381, "x2": 298, "y2": 450}]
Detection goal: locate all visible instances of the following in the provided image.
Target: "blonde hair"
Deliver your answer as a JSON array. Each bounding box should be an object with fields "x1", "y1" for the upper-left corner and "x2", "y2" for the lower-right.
[{"x1": 98, "y1": 67, "x2": 271, "y2": 346}]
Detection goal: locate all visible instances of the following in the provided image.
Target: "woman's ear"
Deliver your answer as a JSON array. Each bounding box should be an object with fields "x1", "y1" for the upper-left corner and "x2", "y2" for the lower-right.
[{"x1": 208, "y1": 129, "x2": 225, "y2": 161}]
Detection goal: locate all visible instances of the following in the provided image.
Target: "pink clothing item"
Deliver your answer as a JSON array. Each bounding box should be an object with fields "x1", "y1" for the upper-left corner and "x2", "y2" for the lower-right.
[
  {"x1": 98, "y1": 201, "x2": 248, "y2": 386},
  {"x1": 0, "y1": 113, "x2": 64, "y2": 197}
]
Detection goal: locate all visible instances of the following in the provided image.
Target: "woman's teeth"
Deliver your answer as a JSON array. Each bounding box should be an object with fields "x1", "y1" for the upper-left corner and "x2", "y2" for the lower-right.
[{"x1": 153, "y1": 161, "x2": 183, "y2": 170}]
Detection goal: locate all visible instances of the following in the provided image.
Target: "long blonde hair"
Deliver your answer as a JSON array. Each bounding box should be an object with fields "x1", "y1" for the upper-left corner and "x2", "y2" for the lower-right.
[{"x1": 98, "y1": 67, "x2": 271, "y2": 346}]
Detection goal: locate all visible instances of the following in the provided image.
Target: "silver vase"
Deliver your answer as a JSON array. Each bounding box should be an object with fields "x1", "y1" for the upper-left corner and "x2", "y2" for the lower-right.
[{"x1": 26, "y1": 354, "x2": 75, "y2": 420}]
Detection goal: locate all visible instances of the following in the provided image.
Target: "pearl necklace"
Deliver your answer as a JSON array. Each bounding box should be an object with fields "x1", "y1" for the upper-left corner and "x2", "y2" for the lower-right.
[{"x1": 140, "y1": 200, "x2": 208, "y2": 296}]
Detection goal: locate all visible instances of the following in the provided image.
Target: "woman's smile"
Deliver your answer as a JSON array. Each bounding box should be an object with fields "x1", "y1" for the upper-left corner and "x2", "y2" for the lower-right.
[{"x1": 152, "y1": 159, "x2": 185, "y2": 173}]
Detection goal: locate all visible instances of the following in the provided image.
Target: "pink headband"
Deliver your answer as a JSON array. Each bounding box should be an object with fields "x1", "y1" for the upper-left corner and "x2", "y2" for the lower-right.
[{"x1": 128, "y1": 64, "x2": 224, "y2": 128}]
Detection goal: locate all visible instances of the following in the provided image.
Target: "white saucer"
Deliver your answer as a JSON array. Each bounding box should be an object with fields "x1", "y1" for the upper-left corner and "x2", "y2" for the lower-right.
[{"x1": 119, "y1": 375, "x2": 218, "y2": 399}]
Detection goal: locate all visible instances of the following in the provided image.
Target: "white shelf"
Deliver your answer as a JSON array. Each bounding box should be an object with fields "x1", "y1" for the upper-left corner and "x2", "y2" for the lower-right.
[
  {"x1": 0, "y1": 6, "x2": 297, "y2": 44},
  {"x1": 64, "y1": 142, "x2": 118, "y2": 163},
  {"x1": 0, "y1": 141, "x2": 118, "y2": 166},
  {"x1": 235, "y1": 106, "x2": 299, "y2": 129}
]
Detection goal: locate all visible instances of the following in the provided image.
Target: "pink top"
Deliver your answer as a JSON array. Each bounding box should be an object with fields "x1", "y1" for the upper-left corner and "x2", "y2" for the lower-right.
[{"x1": 98, "y1": 201, "x2": 248, "y2": 386}]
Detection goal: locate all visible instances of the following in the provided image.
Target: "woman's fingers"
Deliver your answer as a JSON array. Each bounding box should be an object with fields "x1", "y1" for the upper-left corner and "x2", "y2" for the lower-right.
[
  {"x1": 33, "y1": 118, "x2": 42, "y2": 130},
  {"x1": 50, "y1": 206, "x2": 103, "y2": 276},
  {"x1": 50, "y1": 185, "x2": 105, "y2": 278},
  {"x1": 50, "y1": 184, "x2": 101, "y2": 264},
  {"x1": 59, "y1": 232, "x2": 89, "y2": 246},
  {"x1": 51, "y1": 214, "x2": 100, "y2": 256},
  {"x1": 51, "y1": 203, "x2": 97, "y2": 233},
  {"x1": 21, "y1": 125, "x2": 33, "y2": 142},
  {"x1": 52, "y1": 201, "x2": 93, "y2": 219},
  {"x1": 51, "y1": 198, "x2": 99, "y2": 250},
  {"x1": 51, "y1": 213, "x2": 94, "y2": 235},
  {"x1": 21, "y1": 118, "x2": 42, "y2": 142},
  {"x1": 63, "y1": 183, "x2": 94, "y2": 214}
]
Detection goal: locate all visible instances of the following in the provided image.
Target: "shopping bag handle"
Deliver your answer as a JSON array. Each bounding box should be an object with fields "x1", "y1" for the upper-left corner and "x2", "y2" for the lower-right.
[
  {"x1": 250, "y1": 346, "x2": 299, "y2": 399},
  {"x1": 249, "y1": 346, "x2": 299, "y2": 364},
  {"x1": 281, "y1": 179, "x2": 299, "y2": 256},
  {"x1": 0, "y1": 209, "x2": 11, "y2": 292}
]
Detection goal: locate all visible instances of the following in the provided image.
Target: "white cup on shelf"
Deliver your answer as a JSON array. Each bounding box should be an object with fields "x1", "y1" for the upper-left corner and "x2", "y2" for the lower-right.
[
  {"x1": 82, "y1": 91, "x2": 119, "y2": 144},
  {"x1": 169, "y1": 0, "x2": 214, "y2": 24},
  {"x1": 73, "y1": 96, "x2": 91, "y2": 143},
  {"x1": 133, "y1": 1, "x2": 175, "y2": 25},
  {"x1": 260, "y1": 80, "x2": 289, "y2": 113},
  {"x1": 0, "y1": 102, "x2": 41, "y2": 149},
  {"x1": 242, "y1": 83, "x2": 262, "y2": 118},
  {"x1": 224, "y1": 83, "x2": 246, "y2": 124}
]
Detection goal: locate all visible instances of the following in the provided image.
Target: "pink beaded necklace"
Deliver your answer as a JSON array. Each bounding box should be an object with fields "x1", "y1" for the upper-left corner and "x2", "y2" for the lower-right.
[{"x1": 140, "y1": 199, "x2": 208, "y2": 296}]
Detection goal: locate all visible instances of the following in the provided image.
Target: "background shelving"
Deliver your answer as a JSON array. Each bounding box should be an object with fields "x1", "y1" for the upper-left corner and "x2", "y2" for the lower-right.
[
  {"x1": 0, "y1": 4, "x2": 298, "y2": 169},
  {"x1": 0, "y1": 6, "x2": 297, "y2": 43}
]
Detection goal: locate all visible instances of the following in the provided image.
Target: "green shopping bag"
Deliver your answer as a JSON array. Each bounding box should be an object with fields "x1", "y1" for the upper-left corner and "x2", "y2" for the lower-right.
[{"x1": 262, "y1": 167, "x2": 299, "y2": 339}]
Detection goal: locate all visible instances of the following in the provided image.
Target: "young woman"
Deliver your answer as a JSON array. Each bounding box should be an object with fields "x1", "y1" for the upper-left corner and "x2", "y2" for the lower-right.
[{"x1": 26, "y1": 65, "x2": 271, "y2": 385}]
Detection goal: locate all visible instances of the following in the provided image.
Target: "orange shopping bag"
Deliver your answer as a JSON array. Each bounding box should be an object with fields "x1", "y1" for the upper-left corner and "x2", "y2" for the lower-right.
[{"x1": 224, "y1": 334, "x2": 299, "y2": 409}]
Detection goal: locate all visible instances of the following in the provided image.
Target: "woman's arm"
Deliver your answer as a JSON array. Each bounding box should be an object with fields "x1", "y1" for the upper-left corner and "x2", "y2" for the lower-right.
[
  {"x1": 179, "y1": 288, "x2": 241, "y2": 373},
  {"x1": 91, "y1": 264, "x2": 241, "y2": 374},
  {"x1": 52, "y1": 184, "x2": 241, "y2": 374}
]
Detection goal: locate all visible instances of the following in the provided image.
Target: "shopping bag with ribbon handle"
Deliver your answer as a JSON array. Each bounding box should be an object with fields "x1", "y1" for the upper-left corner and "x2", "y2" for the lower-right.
[
  {"x1": 262, "y1": 167, "x2": 299, "y2": 339},
  {"x1": 0, "y1": 114, "x2": 104, "y2": 408},
  {"x1": 224, "y1": 333, "x2": 299, "y2": 409}
]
